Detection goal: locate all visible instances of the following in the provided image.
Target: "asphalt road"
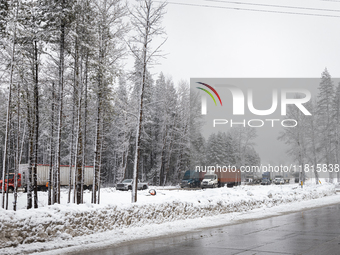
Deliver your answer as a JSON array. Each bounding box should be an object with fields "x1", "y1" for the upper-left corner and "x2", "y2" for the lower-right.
[{"x1": 77, "y1": 203, "x2": 340, "y2": 255}]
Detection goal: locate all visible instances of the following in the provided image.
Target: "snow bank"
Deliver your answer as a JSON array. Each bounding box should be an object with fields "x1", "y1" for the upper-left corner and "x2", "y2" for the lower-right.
[{"x1": 0, "y1": 183, "x2": 336, "y2": 250}]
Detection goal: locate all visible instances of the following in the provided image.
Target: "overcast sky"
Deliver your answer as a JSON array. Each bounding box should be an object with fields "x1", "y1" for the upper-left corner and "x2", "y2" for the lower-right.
[
  {"x1": 149, "y1": 0, "x2": 340, "y2": 81},
  {"x1": 130, "y1": 0, "x2": 340, "y2": 165}
]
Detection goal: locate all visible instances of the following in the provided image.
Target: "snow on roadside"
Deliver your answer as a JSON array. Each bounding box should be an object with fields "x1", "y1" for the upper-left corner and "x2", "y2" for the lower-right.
[{"x1": 0, "y1": 183, "x2": 337, "y2": 254}]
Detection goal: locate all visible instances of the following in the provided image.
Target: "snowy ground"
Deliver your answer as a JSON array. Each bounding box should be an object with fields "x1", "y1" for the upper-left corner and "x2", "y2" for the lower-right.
[{"x1": 0, "y1": 183, "x2": 339, "y2": 254}]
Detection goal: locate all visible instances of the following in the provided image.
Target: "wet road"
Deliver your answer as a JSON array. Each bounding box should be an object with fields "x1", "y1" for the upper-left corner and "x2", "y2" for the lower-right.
[{"x1": 78, "y1": 203, "x2": 340, "y2": 255}]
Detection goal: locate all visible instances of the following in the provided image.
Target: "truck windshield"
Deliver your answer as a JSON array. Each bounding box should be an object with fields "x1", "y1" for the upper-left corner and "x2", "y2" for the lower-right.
[
  {"x1": 183, "y1": 171, "x2": 198, "y2": 180},
  {"x1": 204, "y1": 175, "x2": 215, "y2": 180},
  {"x1": 183, "y1": 175, "x2": 190, "y2": 180},
  {"x1": 5, "y1": 174, "x2": 14, "y2": 180},
  {"x1": 122, "y1": 179, "x2": 132, "y2": 183}
]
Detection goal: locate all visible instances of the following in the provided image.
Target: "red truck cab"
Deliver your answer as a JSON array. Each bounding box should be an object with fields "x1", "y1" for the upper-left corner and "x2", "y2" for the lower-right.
[{"x1": 0, "y1": 173, "x2": 22, "y2": 192}]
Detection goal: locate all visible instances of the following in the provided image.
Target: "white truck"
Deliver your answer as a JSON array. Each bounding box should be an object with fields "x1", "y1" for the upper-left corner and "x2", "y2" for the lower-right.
[
  {"x1": 116, "y1": 179, "x2": 149, "y2": 191},
  {"x1": 200, "y1": 173, "x2": 219, "y2": 188},
  {"x1": 19, "y1": 164, "x2": 94, "y2": 191}
]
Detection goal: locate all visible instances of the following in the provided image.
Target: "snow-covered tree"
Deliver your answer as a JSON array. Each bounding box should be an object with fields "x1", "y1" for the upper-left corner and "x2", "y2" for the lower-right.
[
  {"x1": 128, "y1": 0, "x2": 167, "y2": 203},
  {"x1": 317, "y1": 68, "x2": 335, "y2": 176},
  {"x1": 230, "y1": 126, "x2": 257, "y2": 168}
]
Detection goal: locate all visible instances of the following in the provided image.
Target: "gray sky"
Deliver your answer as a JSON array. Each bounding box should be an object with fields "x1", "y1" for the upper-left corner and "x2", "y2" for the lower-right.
[{"x1": 150, "y1": 0, "x2": 340, "y2": 82}]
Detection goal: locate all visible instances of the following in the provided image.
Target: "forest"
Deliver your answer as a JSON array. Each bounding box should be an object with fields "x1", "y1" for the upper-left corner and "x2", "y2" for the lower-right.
[
  {"x1": 0, "y1": 0, "x2": 178, "y2": 208},
  {"x1": 0, "y1": 0, "x2": 264, "y2": 209},
  {"x1": 280, "y1": 69, "x2": 340, "y2": 184},
  {"x1": 11, "y1": 0, "x2": 340, "y2": 211}
]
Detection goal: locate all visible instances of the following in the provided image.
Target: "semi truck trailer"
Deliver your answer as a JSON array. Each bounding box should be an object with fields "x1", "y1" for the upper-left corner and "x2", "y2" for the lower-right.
[
  {"x1": 19, "y1": 164, "x2": 94, "y2": 191},
  {"x1": 182, "y1": 168, "x2": 241, "y2": 188}
]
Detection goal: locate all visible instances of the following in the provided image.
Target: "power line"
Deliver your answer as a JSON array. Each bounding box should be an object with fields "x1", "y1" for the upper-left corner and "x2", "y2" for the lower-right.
[
  {"x1": 205, "y1": 0, "x2": 340, "y2": 13},
  {"x1": 321, "y1": 0, "x2": 340, "y2": 2},
  {"x1": 155, "y1": 1, "x2": 340, "y2": 18}
]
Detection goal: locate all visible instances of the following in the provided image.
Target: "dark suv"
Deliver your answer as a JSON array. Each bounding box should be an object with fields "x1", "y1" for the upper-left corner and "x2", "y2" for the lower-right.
[{"x1": 261, "y1": 179, "x2": 271, "y2": 185}]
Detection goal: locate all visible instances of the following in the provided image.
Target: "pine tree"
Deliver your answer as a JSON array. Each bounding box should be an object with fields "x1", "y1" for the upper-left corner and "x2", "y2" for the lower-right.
[
  {"x1": 304, "y1": 99, "x2": 320, "y2": 183},
  {"x1": 225, "y1": 132, "x2": 236, "y2": 166},
  {"x1": 279, "y1": 94, "x2": 310, "y2": 185},
  {"x1": 206, "y1": 133, "x2": 219, "y2": 166},
  {"x1": 230, "y1": 126, "x2": 257, "y2": 168},
  {"x1": 174, "y1": 80, "x2": 191, "y2": 182},
  {"x1": 317, "y1": 68, "x2": 335, "y2": 180},
  {"x1": 91, "y1": 0, "x2": 127, "y2": 204},
  {"x1": 333, "y1": 83, "x2": 340, "y2": 182}
]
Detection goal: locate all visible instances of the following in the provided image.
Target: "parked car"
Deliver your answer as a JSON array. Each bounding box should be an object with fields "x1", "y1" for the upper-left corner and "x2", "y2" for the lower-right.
[
  {"x1": 254, "y1": 179, "x2": 262, "y2": 184},
  {"x1": 274, "y1": 178, "x2": 285, "y2": 185},
  {"x1": 261, "y1": 179, "x2": 271, "y2": 185},
  {"x1": 116, "y1": 179, "x2": 148, "y2": 191},
  {"x1": 201, "y1": 174, "x2": 218, "y2": 188}
]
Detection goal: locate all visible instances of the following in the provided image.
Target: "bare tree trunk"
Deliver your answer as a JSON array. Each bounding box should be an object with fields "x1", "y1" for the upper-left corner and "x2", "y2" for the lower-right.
[
  {"x1": 92, "y1": 26, "x2": 103, "y2": 204},
  {"x1": 33, "y1": 40, "x2": 39, "y2": 209},
  {"x1": 73, "y1": 40, "x2": 83, "y2": 204},
  {"x1": 75, "y1": 109, "x2": 82, "y2": 204},
  {"x1": 56, "y1": 7, "x2": 66, "y2": 204},
  {"x1": 5, "y1": 130, "x2": 12, "y2": 210},
  {"x1": 92, "y1": 101, "x2": 101, "y2": 204},
  {"x1": 123, "y1": 134, "x2": 129, "y2": 180},
  {"x1": 97, "y1": 121, "x2": 104, "y2": 204},
  {"x1": 81, "y1": 53, "x2": 88, "y2": 204},
  {"x1": 157, "y1": 128, "x2": 167, "y2": 186},
  {"x1": 1, "y1": 81, "x2": 11, "y2": 210},
  {"x1": 132, "y1": 64, "x2": 146, "y2": 203},
  {"x1": 69, "y1": 107, "x2": 75, "y2": 203},
  {"x1": 120, "y1": 114, "x2": 129, "y2": 182},
  {"x1": 18, "y1": 121, "x2": 26, "y2": 167},
  {"x1": 48, "y1": 83, "x2": 55, "y2": 205},
  {"x1": 132, "y1": 3, "x2": 150, "y2": 203},
  {"x1": 164, "y1": 118, "x2": 175, "y2": 185},
  {"x1": 25, "y1": 82, "x2": 33, "y2": 209},
  {"x1": 1, "y1": 0, "x2": 17, "y2": 209},
  {"x1": 14, "y1": 82, "x2": 20, "y2": 211},
  {"x1": 68, "y1": 75, "x2": 76, "y2": 204}
]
